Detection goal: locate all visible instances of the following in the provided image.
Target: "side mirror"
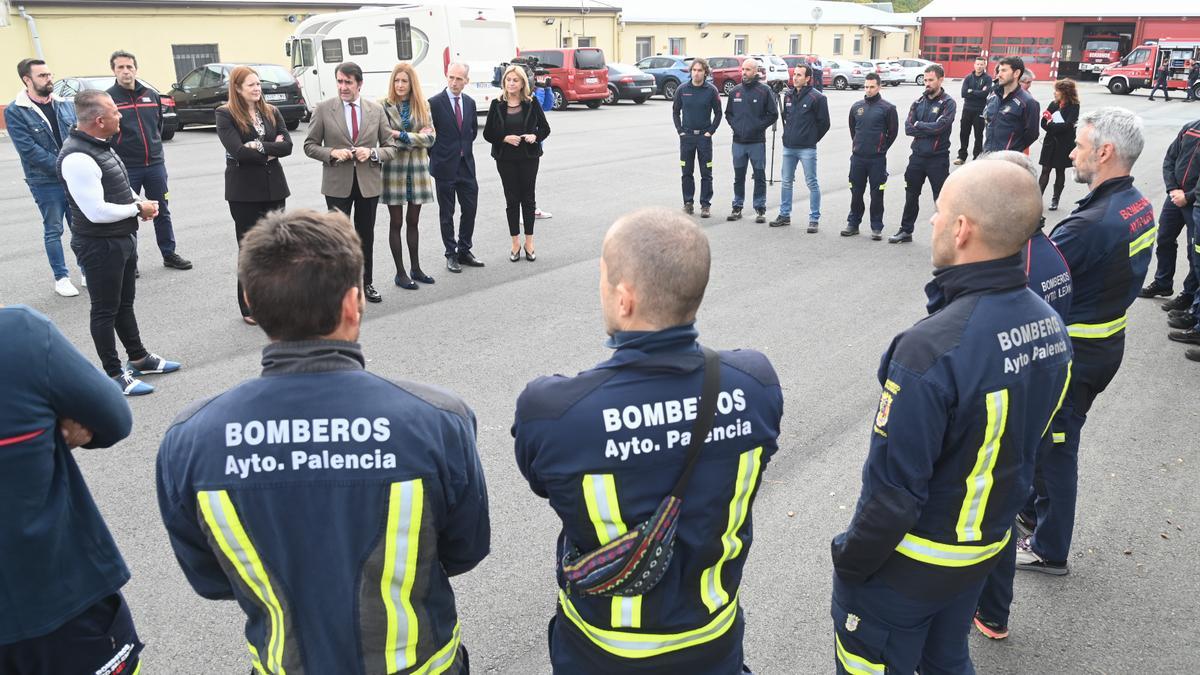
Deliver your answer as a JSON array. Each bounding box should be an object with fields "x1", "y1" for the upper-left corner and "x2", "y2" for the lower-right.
[{"x1": 171, "y1": 83, "x2": 180, "y2": 90}]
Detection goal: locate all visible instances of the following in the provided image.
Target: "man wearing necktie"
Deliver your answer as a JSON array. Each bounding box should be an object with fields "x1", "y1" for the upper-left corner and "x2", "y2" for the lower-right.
[
  {"x1": 428, "y1": 63, "x2": 484, "y2": 273},
  {"x1": 304, "y1": 62, "x2": 397, "y2": 303}
]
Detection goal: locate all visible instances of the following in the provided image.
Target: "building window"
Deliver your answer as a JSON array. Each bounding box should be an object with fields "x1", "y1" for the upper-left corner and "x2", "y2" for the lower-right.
[
  {"x1": 790, "y1": 34, "x2": 802, "y2": 55},
  {"x1": 321, "y1": 39, "x2": 343, "y2": 63},
  {"x1": 636, "y1": 36, "x2": 653, "y2": 61},
  {"x1": 348, "y1": 36, "x2": 368, "y2": 56},
  {"x1": 903, "y1": 33, "x2": 911, "y2": 53},
  {"x1": 853, "y1": 34, "x2": 862, "y2": 55},
  {"x1": 171, "y1": 43, "x2": 220, "y2": 81},
  {"x1": 733, "y1": 35, "x2": 747, "y2": 55},
  {"x1": 578, "y1": 36, "x2": 595, "y2": 48},
  {"x1": 833, "y1": 34, "x2": 843, "y2": 55},
  {"x1": 669, "y1": 37, "x2": 686, "y2": 55},
  {"x1": 561, "y1": 36, "x2": 572, "y2": 48}
]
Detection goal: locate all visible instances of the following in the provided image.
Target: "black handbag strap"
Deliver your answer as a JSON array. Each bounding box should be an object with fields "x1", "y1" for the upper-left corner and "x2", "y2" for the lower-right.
[{"x1": 669, "y1": 347, "x2": 721, "y2": 499}]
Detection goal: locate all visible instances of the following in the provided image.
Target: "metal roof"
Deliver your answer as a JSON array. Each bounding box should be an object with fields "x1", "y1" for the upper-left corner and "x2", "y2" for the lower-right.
[
  {"x1": 617, "y1": 0, "x2": 918, "y2": 27},
  {"x1": 918, "y1": 0, "x2": 1200, "y2": 18}
]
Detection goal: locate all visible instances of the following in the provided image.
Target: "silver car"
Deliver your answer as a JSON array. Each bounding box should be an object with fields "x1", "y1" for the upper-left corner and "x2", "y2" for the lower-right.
[
  {"x1": 822, "y1": 59, "x2": 868, "y2": 90},
  {"x1": 862, "y1": 59, "x2": 904, "y2": 86}
]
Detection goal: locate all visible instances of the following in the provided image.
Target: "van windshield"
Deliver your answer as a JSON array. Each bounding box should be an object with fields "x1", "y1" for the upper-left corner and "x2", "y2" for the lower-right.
[
  {"x1": 575, "y1": 49, "x2": 605, "y2": 70},
  {"x1": 1086, "y1": 41, "x2": 1119, "y2": 52}
]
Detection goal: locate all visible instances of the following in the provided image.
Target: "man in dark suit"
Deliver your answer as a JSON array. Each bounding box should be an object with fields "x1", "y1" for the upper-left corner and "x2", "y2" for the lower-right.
[{"x1": 429, "y1": 62, "x2": 484, "y2": 272}]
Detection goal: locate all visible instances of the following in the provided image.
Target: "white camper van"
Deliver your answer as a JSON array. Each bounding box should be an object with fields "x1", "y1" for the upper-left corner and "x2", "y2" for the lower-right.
[{"x1": 286, "y1": 2, "x2": 518, "y2": 113}]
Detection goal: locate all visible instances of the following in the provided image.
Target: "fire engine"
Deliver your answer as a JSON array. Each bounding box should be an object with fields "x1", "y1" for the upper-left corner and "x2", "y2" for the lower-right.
[
  {"x1": 1078, "y1": 34, "x2": 1129, "y2": 78},
  {"x1": 1100, "y1": 39, "x2": 1200, "y2": 97}
]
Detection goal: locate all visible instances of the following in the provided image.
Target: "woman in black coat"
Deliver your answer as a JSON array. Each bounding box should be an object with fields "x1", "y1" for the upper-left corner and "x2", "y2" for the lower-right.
[
  {"x1": 1039, "y1": 78, "x2": 1079, "y2": 212},
  {"x1": 483, "y1": 65, "x2": 550, "y2": 262},
  {"x1": 215, "y1": 65, "x2": 292, "y2": 323}
]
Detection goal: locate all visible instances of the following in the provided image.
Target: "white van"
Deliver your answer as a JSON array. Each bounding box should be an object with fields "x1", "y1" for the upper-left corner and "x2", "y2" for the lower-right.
[{"x1": 286, "y1": 2, "x2": 518, "y2": 113}]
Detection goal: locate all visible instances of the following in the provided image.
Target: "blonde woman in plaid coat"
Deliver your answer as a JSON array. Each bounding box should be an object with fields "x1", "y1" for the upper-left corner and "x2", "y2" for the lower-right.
[{"x1": 382, "y1": 62, "x2": 436, "y2": 289}]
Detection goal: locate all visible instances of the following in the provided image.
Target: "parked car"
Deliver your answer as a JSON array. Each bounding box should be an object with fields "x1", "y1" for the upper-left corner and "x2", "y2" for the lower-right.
[
  {"x1": 822, "y1": 59, "x2": 867, "y2": 90},
  {"x1": 895, "y1": 57, "x2": 940, "y2": 85},
  {"x1": 53, "y1": 76, "x2": 178, "y2": 140},
  {"x1": 604, "y1": 63, "x2": 656, "y2": 104},
  {"x1": 861, "y1": 59, "x2": 904, "y2": 86},
  {"x1": 782, "y1": 55, "x2": 826, "y2": 88},
  {"x1": 168, "y1": 63, "x2": 307, "y2": 130},
  {"x1": 747, "y1": 53, "x2": 790, "y2": 92},
  {"x1": 634, "y1": 55, "x2": 695, "y2": 100},
  {"x1": 519, "y1": 48, "x2": 609, "y2": 109},
  {"x1": 707, "y1": 56, "x2": 751, "y2": 95}
]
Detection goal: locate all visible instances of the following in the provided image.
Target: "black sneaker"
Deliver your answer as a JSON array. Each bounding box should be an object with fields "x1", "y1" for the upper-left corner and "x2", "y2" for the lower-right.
[
  {"x1": 807, "y1": 222, "x2": 819, "y2": 233},
  {"x1": 1168, "y1": 327, "x2": 1200, "y2": 345},
  {"x1": 1168, "y1": 312, "x2": 1196, "y2": 329},
  {"x1": 683, "y1": 202, "x2": 694, "y2": 215},
  {"x1": 754, "y1": 210, "x2": 767, "y2": 224},
  {"x1": 163, "y1": 252, "x2": 193, "y2": 270},
  {"x1": 887, "y1": 230, "x2": 913, "y2": 244},
  {"x1": 1140, "y1": 281, "x2": 1174, "y2": 298},
  {"x1": 727, "y1": 209, "x2": 743, "y2": 221},
  {"x1": 1163, "y1": 294, "x2": 1195, "y2": 312},
  {"x1": 1186, "y1": 348, "x2": 1200, "y2": 363},
  {"x1": 768, "y1": 215, "x2": 791, "y2": 228},
  {"x1": 840, "y1": 226, "x2": 860, "y2": 237}
]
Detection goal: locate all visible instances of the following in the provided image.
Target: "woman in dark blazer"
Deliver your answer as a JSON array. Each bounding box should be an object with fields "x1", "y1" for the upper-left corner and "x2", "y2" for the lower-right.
[
  {"x1": 215, "y1": 65, "x2": 292, "y2": 323},
  {"x1": 1039, "y1": 78, "x2": 1079, "y2": 212},
  {"x1": 483, "y1": 65, "x2": 550, "y2": 262}
]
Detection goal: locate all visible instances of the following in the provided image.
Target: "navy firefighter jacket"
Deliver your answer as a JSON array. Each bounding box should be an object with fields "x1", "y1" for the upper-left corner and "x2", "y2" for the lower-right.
[
  {"x1": 156, "y1": 341, "x2": 489, "y2": 675},
  {"x1": 1025, "y1": 229, "x2": 1073, "y2": 320},
  {"x1": 1050, "y1": 175, "x2": 1154, "y2": 358},
  {"x1": 904, "y1": 88, "x2": 957, "y2": 157},
  {"x1": 849, "y1": 94, "x2": 898, "y2": 158},
  {"x1": 983, "y1": 85, "x2": 1040, "y2": 153},
  {"x1": 832, "y1": 255, "x2": 1072, "y2": 600},
  {"x1": 513, "y1": 324, "x2": 783, "y2": 673}
]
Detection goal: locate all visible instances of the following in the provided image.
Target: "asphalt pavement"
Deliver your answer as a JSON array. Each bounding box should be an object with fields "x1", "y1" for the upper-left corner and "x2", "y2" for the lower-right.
[{"x1": 1, "y1": 80, "x2": 1196, "y2": 673}]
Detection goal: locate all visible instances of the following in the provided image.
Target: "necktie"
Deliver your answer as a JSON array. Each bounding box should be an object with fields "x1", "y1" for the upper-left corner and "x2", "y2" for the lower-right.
[
  {"x1": 454, "y1": 96, "x2": 463, "y2": 132},
  {"x1": 349, "y1": 102, "x2": 359, "y2": 143}
]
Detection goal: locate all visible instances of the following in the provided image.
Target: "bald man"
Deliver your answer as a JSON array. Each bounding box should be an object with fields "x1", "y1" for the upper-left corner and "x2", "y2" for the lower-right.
[
  {"x1": 830, "y1": 162, "x2": 1072, "y2": 674},
  {"x1": 513, "y1": 209, "x2": 783, "y2": 674}
]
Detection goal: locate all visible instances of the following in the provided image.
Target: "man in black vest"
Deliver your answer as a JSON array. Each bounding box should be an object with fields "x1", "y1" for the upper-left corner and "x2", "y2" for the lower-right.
[{"x1": 57, "y1": 90, "x2": 181, "y2": 396}]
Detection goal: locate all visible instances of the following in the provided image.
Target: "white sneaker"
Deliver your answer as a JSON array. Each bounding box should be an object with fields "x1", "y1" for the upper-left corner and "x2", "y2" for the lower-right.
[
  {"x1": 54, "y1": 277, "x2": 79, "y2": 297},
  {"x1": 80, "y1": 274, "x2": 87, "y2": 288},
  {"x1": 535, "y1": 209, "x2": 553, "y2": 219}
]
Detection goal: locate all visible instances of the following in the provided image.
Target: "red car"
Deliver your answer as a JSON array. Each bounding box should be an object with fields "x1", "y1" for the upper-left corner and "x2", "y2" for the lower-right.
[
  {"x1": 707, "y1": 56, "x2": 762, "y2": 96},
  {"x1": 782, "y1": 55, "x2": 825, "y2": 87}
]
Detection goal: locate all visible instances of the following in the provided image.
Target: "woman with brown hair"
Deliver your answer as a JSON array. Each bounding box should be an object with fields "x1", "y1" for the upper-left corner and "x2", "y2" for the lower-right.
[
  {"x1": 215, "y1": 65, "x2": 291, "y2": 324},
  {"x1": 1039, "y1": 78, "x2": 1080, "y2": 211},
  {"x1": 381, "y1": 62, "x2": 436, "y2": 289}
]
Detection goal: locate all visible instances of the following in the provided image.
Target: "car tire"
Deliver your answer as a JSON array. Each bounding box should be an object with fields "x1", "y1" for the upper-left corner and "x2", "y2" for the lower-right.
[
  {"x1": 285, "y1": 119, "x2": 300, "y2": 131},
  {"x1": 552, "y1": 87, "x2": 567, "y2": 110},
  {"x1": 663, "y1": 79, "x2": 679, "y2": 100},
  {"x1": 722, "y1": 80, "x2": 736, "y2": 96},
  {"x1": 175, "y1": 122, "x2": 185, "y2": 132},
  {"x1": 585, "y1": 99, "x2": 602, "y2": 109},
  {"x1": 633, "y1": 96, "x2": 648, "y2": 104},
  {"x1": 604, "y1": 85, "x2": 618, "y2": 105},
  {"x1": 834, "y1": 76, "x2": 848, "y2": 90},
  {"x1": 915, "y1": 74, "x2": 924, "y2": 85},
  {"x1": 1107, "y1": 79, "x2": 1129, "y2": 95},
  {"x1": 160, "y1": 129, "x2": 175, "y2": 141}
]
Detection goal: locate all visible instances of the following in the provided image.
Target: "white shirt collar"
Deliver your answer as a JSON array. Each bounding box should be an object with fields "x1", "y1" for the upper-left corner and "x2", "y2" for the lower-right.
[{"x1": 344, "y1": 97, "x2": 361, "y2": 108}]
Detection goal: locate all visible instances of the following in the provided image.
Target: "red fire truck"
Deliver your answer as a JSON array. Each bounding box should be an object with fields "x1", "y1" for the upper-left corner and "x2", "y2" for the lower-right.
[
  {"x1": 1100, "y1": 39, "x2": 1200, "y2": 97},
  {"x1": 1078, "y1": 34, "x2": 1129, "y2": 78}
]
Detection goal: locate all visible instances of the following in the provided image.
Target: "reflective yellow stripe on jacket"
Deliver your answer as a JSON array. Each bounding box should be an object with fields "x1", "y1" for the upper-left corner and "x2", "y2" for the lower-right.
[
  {"x1": 1129, "y1": 226, "x2": 1157, "y2": 257},
  {"x1": 381, "y1": 479, "x2": 425, "y2": 673},
  {"x1": 701, "y1": 447, "x2": 763, "y2": 613},
  {"x1": 198, "y1": 490, "x2": 288, "y2": 675},
  {"x1": 956, "y1": 390, "x2": 1008, "y2": 542},
  {"x1": 558, "y1": 590, "x2": 739, "y2": 659},
  {"x1": 895, "y1": 529, "x2": 1011, "y2": 568},
  {"x1": 835, "y1": 634, "x2": 885, "y2": 675},
  {"x1": 581, "y1": 474, "x2": 642, "y2": 629},
  {"x1": 1067, "y1": 314, "x2": 1127, "y2": 339}
]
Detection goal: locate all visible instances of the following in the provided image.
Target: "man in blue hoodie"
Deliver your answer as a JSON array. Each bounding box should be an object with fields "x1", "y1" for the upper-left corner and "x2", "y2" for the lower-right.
[
  {"x1": 843, "y1": 73, "x2": 898, "y2": 240},
  {"x1": 770, "y1": 64, "x2": 829, "y2": 231},
  {"x1": 724, "y1": 58, "x2": 779, "y2": 223},
  {"x1": 0, "y1": 305, "x2": 141, "y2": 674}
]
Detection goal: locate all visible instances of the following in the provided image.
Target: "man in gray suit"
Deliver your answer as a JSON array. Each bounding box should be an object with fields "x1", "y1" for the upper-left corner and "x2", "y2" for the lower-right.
[{"x1": 304, "y1": 62, "x2": 396, "y2": 303}]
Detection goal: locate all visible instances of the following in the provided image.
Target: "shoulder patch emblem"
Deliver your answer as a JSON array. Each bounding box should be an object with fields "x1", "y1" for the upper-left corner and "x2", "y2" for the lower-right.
[
  {"x1": 874, "y1": 379, "x2": 901, "y2": 435},
  {"x1": 857, "y1": 106, "x2": 865, "y2": 116},
  {"x1": 931, "y1": 106, "x2": 940, "y2": 114}
]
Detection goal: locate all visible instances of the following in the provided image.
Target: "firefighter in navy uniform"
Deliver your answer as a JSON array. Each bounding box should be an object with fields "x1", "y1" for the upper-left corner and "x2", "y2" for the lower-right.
[
  {"x1": 982, "y1": 56, "x2": 1040, "y2": 154},
  {"x1": 890, "y1": 64, "x2": 956, "y2": 244},
  {"x1": 513, "y1": 208, "x2": 783, "y2": 675},
  {"x1": 1020, "y1": 108, "x2": 1154, "y2": 574},
  {"x1": 1141, "y1": 118, "x2": 1200, "y2": 326},
  {"x1": 156, "y1": 209, "x2": 489, "y2": 674},
  {"x1": 956, "y1": 57, "x2": 992, "y2": 165},
  {"x1": 830, "y1": 160, "x2": 1072, "y2": 673},
  {"x1": 842, "y1": 73, "x2": 898, "y2": 240}
]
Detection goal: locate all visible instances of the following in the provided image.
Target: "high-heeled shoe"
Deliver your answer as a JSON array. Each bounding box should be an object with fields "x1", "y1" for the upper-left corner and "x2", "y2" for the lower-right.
[
  {"x1": 394, "y1": 274, "x2": 418, "y2": 290},
  {"x1": 510, "y1": 249, "x2": 521, "y2": 262},
  {"x1": 524, "y1": 247, "x2": 537, "y2": 262},
  {"x1": 411, "y1": 270, "x2": 435, "y2": 284}
]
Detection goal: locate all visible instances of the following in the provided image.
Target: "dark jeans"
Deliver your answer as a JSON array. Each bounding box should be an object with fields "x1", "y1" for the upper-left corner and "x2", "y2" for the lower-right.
[
  {"x1": 71, "y1": 233, "x2": 148, "y2": 377},
  {"x1": 1148, "y1": 82, "x2": 1171, "y2": 100},
  {"x1": 496, "y1": 157, "x2": 539, "y2": 237},
  {"x1": 899, "y1": 154, "x2": 949, "y2": 233},
  {"x1": 28, "y1": 182, "x2": 74, "y2": 280},
  {"x1": 0, "y1": 593, "x2": 142, "y2": 675},
  {"x1": 126, "y1": 162, "x2": 177, "y2": 257},
  {"x1": 1153, "y1": 199, "x2": 1198, "y2": 294},
  {"x1": 957, "y1": 108, "x2": 985, "y2": 161},
  {"x1": 680, "y1": 132, "x2": 714, "y2": 207},
  {"x1": 848, "y1": 154, "x2": 888, "y2": 231},
  {"x1": 731, "y1": 141, "x2": 767, "y2": 211},
  {"x1": 326, "y1": 176, "x2": 379, "y2": 285},
  {"x1": 230, "y1": 199, "x2": 286, "y2": 317},
  {"x1": 436, "y1": 159, "x2": 478, "y2": 258}
]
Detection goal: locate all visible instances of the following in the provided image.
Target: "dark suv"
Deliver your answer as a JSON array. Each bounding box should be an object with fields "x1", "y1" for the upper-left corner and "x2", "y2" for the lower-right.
[
  {"x1": 53, "y1": 76, "x2": 179, "y2": 140},
  {"x1": 168, "y1": 63, "x2": 306, "y2": 130}
]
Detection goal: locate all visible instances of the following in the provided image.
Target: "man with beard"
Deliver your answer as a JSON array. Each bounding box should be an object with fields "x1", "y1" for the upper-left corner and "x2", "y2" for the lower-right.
[
  {"x1": 983, "y1": 56, "x2": 1040, "y2": 154},
  {"x1": 890, "y1": 64, "x2": 956, "y2": 244}
]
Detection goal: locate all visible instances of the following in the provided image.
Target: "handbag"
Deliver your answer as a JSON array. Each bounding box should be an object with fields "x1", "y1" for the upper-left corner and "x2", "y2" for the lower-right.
[{"x1": 560, "y1": 347, "x2": 721, "y2": 597}]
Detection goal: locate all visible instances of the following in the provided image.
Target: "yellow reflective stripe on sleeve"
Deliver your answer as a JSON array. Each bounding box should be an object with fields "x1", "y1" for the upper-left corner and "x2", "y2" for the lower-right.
[
  {"x1": 956, "y1": 390, "x2": 1008, "y2": 542},
  {"x1": 1129, "y1": 226, "x2": 1157, "y2": 257},
  {"x1": 1052, "y1": 432, "x2": 1066, "y2": 443},
  {"x1": 198, "y1": 491, "x2": 287, "y2": 675},
  {"x1": 701, "y1": 447, "x2": 764, "y2": 613},
  {"x1": 582, "y1": 475, "x2": 643, "y2": 629},
  {"x1": 878, "y1": 183, "x2": 887, "y2": 190},
  {"x1": 1067, "y1": 314, "x2": 1127, "y2": 339},
  {"x1": 247, "y1": 643, "x2": 267, "y2": 674},
  {"x1": 412, "y1": 621, "x2": 461, "y2": 675},
  {"x1": 706, "y1": 161, "x2": 714, "y2": 168},
  {"x1": 835, "y1": 634, "x2": 886, "y2": 675},
  {"x1": 382, "y1": 479, "x2": 425, "y2": 673},
  {"x1": 559, "y1": 590, "x2": 739, "y2": 659},
  {"x1": 895, "y1": 529, "x2": 1010, "y2": 567},
  {"x1": 1042, "y1": 361, "x2": 1072, "y2": 437}
]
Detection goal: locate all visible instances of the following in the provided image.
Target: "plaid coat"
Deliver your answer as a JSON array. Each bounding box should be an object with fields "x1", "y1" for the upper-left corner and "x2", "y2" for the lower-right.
[{"x1": 381, "y1": 100, "x2": 436, "y2": 205}]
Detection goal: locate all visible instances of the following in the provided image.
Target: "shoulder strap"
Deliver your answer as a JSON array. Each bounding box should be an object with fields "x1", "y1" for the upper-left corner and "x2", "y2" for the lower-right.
[{"x1": 670, "y1": 346, "x2": 721, "y2": 499}]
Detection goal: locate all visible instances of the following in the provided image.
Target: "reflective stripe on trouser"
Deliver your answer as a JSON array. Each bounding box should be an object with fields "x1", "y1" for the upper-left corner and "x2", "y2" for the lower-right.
[
  {"x1": 198, "y1": 490, "x2": 290, "y2": 674},
  {"x1": 558, "y1": 590, "x2": 739, "y2": 659},
  {"x1": 1042, "y1": 361, "x2": 1072, "y2": 437},
  {"x1": 1129, "y1": 226, "x2": 1157, "y2": 257},
  {"x1": 1067, "y1": 314, "x2": 1127, "y2": 339},
  {"x1": 956, "y1": 390, "x2": 1008, "y2": 542},
  {"x1": 835, "y1": 634, "x2": 885, "y2": 675},
  {"x1": 894, "y1": 528, "x2": 1011, "y2": 567},
  {"x1": 701, "y1": 447, "x2": 764, "y2": 613},
  {"x1": 581, "y1": 474, "x2": 643, "y2": 629},
  {"x1": 382, "y1": 479, "x2": 425, "y2": 672}
]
